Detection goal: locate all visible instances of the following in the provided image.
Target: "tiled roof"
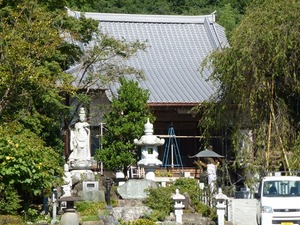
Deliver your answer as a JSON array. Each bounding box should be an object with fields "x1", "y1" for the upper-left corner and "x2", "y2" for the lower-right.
[{"x1": 68, "y1": 11, "x2": 228, "y2": 105}]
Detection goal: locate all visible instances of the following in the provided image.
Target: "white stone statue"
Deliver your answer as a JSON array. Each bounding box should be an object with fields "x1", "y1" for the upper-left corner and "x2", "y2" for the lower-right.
[
  {"x1": 69, "y1": 107, "x2": 91, "y2": 161},
  {"x1": 62, "y1": 163, "x2": 72, "y2": 197}
]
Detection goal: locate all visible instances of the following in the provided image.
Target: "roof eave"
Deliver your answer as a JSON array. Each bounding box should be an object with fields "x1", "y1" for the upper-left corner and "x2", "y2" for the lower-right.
[
  {"x1": 67, "y1": 9, "x2": 216, "y2": 24},
  {"x1": 148, "y1": 102, "x2": 200, "y2": 107}
]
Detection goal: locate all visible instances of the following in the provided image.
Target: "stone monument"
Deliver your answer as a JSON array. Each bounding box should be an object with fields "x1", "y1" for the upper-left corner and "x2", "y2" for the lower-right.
[
  {"x1": 134, "y1": 118, "x2": 165, "y2": 181},
  {"x1": 68, "y1": 107, "x2": 94, "y2": 185}
]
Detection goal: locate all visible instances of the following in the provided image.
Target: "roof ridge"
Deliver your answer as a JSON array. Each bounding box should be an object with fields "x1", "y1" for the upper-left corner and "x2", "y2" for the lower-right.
[
  {"x1": 67, "y1": 9, "x2": 216, "y2": 24},
  {"x1": 204, "y1": 17, "x2": 219, "y2": 49}
]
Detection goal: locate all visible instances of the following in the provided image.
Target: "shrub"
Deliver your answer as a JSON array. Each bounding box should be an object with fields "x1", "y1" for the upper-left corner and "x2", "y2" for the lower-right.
[
  {"x1": 0, "y1": 215, "x2": 24, "y2": 225},
  {"x1": 174, "y1": 178, "x2": 216, "y2": 220},
  {"x1": 155, "y1": 171, "x2": 173, "y2": 177},
  {"x1": 174, "y1": 178, "x2": 201, "y2": 198},
  {"x1": 75, "y1": 201, "x2": 106, "y2": 216},
  {"x1": 174, "y1": 178, "x2": 202, "y2": 208},
  {"x1": 144, "y1": 209, "x2": 168, "y2": 222},
  {"x1": 144, "y1": 178, "x2": 216, "y2": 221},
  {"x1": 193, "y1": 200, "x2": 216, "y2": 219},
  {"x1": 0, "y1": 183, "x2": 21, "y2": 215},
  {"x1": 144, "y1": 186, "x2": 175, "y2": 221}
]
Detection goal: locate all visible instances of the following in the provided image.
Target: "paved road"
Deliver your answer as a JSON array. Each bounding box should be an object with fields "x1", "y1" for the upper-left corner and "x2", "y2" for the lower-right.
[{"x1": 230, "y1": 198, "x2": 257, "y2": 225}]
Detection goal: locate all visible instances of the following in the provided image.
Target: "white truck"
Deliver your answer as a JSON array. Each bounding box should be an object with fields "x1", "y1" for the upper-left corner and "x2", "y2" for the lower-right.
[{"x1": 255, "y1": 172, "x2": 300, "y2": 225}]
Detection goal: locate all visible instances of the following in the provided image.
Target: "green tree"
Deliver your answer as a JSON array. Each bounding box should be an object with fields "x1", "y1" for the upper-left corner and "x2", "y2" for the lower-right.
[
  {"x1": 95, "y1": 77, "x2": 154, "y2": 176},
  {"x1": 0, "y1": 1, "x2": 69, "y2": 214},
  {"x1": 217, "y1": 3, "x2": 240, "y2": 38},
  {"x1": 199, "y1": 0, "x2": 300, "y2": 183},
  {"x1": 0, "y1": 122, "x2": 63, "y2": 213},
  {"x1": 66, "y1": 0, "x2": 172, "y2": 14},
  {"x1": 219, "y1": 0, "x2": 251, "y2": 14},
  {"x1": 67, "y1": 28, "x2": 145, "y2": 97},
  {"x1": 0, "y1": 0, "x2": 144, "y2": 214},
  {"x1": 0, "y1": 0, "x2": 139, "y2": 149},
  {"x1": 0, "y1": 0, "x2": 98, "y2": 214},
  {"x1": 65, "y1": 0, "x2": 251, "y2": 19},
  {"x1": 0, "y1": 0, "x2": 98, "y2": 149},
  {"x1": 62, "y1": 12, "x2": 146, "y2": 160}
]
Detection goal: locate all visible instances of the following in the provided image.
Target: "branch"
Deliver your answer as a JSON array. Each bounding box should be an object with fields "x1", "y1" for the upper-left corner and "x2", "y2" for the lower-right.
[{"x1": 0, "y1": 87, "x2": 11, "y2": 115}]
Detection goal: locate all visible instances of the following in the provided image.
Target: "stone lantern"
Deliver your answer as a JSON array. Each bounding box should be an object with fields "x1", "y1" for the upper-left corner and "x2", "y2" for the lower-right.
[
  {"x1": 172, "y1": 188, "x2": 185, "y2": 224},
  {"x1": 58, "y1": 196, "x2": 82, "y2": 225},
  {"x1": 134, "y1": 118, "x2": 165, "y2": 181},
  {"x1": 214, "y1": 188, "x2": 228, "y2": 225}
]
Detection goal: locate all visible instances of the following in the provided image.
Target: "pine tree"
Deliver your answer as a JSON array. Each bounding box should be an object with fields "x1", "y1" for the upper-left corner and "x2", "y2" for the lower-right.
[{"x1": 95, "y1": 77, "x2": 155, "y2": 176}]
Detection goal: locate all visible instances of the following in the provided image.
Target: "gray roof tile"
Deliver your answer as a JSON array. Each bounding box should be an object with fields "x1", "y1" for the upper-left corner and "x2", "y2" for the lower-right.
[{"x1": 68, "y1": 11, "x2": 228, "y2": 104}]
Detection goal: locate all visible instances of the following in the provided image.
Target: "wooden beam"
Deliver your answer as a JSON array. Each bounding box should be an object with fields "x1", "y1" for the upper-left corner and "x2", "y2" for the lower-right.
[{"x1": 157, "y1": 135, "x2": 222, "y2": 139}]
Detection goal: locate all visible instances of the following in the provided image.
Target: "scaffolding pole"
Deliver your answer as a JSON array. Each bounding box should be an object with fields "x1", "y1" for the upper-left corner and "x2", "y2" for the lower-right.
[{"x1": 162, "y1": 127, "x2": 183, "y2": 170}]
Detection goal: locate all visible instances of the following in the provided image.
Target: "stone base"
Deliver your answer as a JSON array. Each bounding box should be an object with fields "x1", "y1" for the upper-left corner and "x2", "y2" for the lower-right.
[
  {"x1": 69, "y1": 159, "x2": 93, "y2": 170},
  {"x1": 60, "y1": 209, "x2": 80, "y2": 225},
  {"x1": 71, "y1": 170, "x2": 95, "y2": 185},
  {"x1": 117, "y1": 179, "x2": 158, "y2": 199},
  {"x1": 112, "y1": 206, "x2": 151, "y2": 222},
  {"x1": 144, "y1": 167, "x2": 156, "y2": 181},
  {"x1": 78, "y1": 190, "x2": 105, "y2": 202}
]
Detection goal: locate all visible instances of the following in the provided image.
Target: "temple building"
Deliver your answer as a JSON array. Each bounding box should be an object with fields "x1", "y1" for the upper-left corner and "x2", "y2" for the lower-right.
[{"x1": 66, "y1": 10, "x2": 229, "y2": 168}]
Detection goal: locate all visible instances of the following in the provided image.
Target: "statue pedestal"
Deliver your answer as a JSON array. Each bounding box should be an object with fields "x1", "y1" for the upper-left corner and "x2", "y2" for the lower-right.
[
  {"x1": 71, "y1": 170, "x2": 95, "y2": 185},
  {"x1": 69, "y1": 159, "x2": 92, "y2": 170}
]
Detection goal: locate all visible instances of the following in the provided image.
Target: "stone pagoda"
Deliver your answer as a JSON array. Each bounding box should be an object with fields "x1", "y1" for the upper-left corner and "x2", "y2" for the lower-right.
[{"x1": 134, "y1": 118, "x2": 165, "y2": 180}]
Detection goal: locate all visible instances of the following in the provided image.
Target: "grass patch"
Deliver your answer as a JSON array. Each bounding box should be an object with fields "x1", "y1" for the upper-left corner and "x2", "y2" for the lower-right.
[
  {"x1": 75, "y1": 201, "x2": 106, "y2": 219},
  {"x1": 81, "y1": 215, "x2": 100, "y2": 221},
  {"x1": 99, "y1": 209, "x2": 111, "y2": 216},
  {"x1": 0, "y1": 215, "x2": 24, "y2": 225}
]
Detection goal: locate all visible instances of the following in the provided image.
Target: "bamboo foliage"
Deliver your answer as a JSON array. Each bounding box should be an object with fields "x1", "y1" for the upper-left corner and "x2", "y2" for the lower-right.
[{"x1": 198, "y1": 0, "x2": 300, "y2": 182}]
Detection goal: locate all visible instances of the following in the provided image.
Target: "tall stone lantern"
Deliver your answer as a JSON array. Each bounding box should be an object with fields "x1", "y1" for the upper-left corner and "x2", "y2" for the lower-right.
[{"x1": 134, "y1": 118, "x2": 165, "y2": 181}]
